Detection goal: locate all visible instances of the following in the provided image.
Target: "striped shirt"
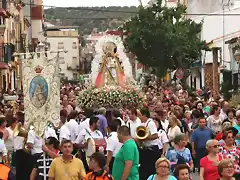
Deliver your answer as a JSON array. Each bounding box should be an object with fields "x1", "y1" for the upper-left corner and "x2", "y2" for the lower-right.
[{"x1": 35, "y1": 153, "x2": 53, "y2": 180}]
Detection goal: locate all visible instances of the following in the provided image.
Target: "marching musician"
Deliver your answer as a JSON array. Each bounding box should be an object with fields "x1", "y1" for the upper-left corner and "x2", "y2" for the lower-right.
[
  {"x1": 26, "y1": 124, "x2": 43, "y2": 174},
  {"x1": 126, "y1": 107, "x2": 141, "y2": 138},
  {"x1": 75, "y1": 116, "x2": 103, "y2": 172},
  {"x1": 138, "y1": 108, "x2": 160, "y2": 180},
  {"x1": 59, "y1": 109, "x2": 71, "y2": 143},
  {"x1": 14, "y1": 112, "x2": 33, "y2": 180},
  {"x1": 65, "y1": 110, "x2": 79, "y2": 143},
  {"x1": 105, "y1": 119, "x2": 122, "y2": 173},
  {"x1": 4, "y1": 115, "x2": 17, "y2": 168},
  {"x1": 75, "y1": 116, "x2": 103, "y2": 145}
]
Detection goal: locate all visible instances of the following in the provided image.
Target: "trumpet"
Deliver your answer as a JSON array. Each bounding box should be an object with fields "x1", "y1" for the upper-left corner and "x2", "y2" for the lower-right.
[{"x1": 13, "y1": 123, "x2": 29, "y2": 153}]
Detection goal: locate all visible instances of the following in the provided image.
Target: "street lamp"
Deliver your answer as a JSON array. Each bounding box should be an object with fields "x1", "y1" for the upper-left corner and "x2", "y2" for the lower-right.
[{"x1": 234, "y1": 49, "x2": 240, "y2": 62}]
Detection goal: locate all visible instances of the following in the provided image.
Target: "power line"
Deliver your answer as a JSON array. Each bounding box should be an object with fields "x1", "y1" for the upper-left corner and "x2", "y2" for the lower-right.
[
  {"x1": 8, "y1": 1, "x2": 240, "y2": 17},
  {"x1": 25, "y1": 2, "x2": 138, "y2": 14}
]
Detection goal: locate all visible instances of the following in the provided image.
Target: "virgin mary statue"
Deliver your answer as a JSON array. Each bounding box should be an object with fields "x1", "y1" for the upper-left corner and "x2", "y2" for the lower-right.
[{"x1": 95, "y1": 42, "x2": 126, "y2": 88}]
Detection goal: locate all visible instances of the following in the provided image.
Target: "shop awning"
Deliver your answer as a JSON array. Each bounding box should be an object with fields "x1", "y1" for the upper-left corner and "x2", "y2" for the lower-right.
[{"x1": 0, "y1": 61, "x2": 8, "y2": 69}]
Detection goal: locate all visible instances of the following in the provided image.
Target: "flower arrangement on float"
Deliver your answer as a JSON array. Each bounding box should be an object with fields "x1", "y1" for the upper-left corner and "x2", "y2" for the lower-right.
[{"x1": 78, "y1": 85, "x2": 143, "y2": 109}]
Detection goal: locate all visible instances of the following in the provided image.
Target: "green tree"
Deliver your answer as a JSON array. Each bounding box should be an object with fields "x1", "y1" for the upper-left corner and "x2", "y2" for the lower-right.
[{"x1": 123, "y1": 0, "x2": 209, "y2": 86}]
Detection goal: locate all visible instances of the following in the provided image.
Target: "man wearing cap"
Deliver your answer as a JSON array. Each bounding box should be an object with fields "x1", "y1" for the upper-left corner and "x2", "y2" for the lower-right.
[{"x1": 96, "y1": 107, "x2": 108, "y2": 137}]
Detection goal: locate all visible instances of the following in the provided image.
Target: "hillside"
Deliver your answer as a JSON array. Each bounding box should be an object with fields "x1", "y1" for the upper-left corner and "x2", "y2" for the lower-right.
[{"x1": 44, "y1": 6, "x2": 138, "y2": 35}]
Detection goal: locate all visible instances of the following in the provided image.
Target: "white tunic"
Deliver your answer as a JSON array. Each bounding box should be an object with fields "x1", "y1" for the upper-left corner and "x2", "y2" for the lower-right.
[
  {"x1": 143, "y1": 119, "x2": 159, "y2": 147},
  {"x1": 27, "y1": 129, "x2": 43, "y2": 154},
  {"x1": 59, "y1": 124, "x2": 71, "y2": 143},
  {"x1": 74, "y1": 128, "x2": 103, "y2": 144},
  {"x1": 106, "y1": 132, "x2": 122, "y2": 157},
  {"x1": 126, "y1": 117, "x2": 141, "y2": 138},
  {"x1": 5, "y1": 127, "x2": 14, "y2": 151}
]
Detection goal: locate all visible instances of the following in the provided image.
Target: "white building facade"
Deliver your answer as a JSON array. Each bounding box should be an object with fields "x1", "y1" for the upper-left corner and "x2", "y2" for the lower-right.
[
  {"x1": 145, "y1": 0, "x2": 240, "y2": 89},
  {"x1": 46, "y1": 28, "x2": 80, "y2": 80}
]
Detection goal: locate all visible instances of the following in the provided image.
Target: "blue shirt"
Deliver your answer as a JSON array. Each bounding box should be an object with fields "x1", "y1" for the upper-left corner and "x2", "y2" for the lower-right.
[
  {"x1": 147, "y1": 174, "x2": 177, "y2": 180},
  {"x1": 234, "y1": 125, "x2": 240, "y2": 145},
  {"x1": 166, "y1": 148, "x2": 192, "y2": 171},
  {"x1": 96, "y1": 114, "x2": 108, "y2": 136},
  {"x1": 191, "y1": 127, "x2": 213, "y2": 148}
]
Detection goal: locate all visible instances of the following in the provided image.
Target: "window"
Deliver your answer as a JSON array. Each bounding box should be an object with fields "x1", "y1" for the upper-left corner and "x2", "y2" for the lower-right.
[
  {"x1": 72, "y1": 42, "x2": 77, "y2": 49},
  {"x1": 72, "y1": 57, "x2": 77, "y2": 63},
  {"x1": 73, "y1": 73, "x2": 78, "y2": 80},
  {"x1": 58, "y1": 42, "x2": 64, "y2": 49}
]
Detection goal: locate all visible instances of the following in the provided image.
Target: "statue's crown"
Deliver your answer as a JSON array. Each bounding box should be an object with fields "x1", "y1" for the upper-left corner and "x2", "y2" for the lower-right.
[{"x1": 34, "y1": 65, "x2": 43, "y2": 74}]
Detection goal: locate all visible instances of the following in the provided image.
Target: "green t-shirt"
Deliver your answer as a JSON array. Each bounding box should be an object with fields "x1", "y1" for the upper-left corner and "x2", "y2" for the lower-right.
[{"x1": 112, "y1": 139, "x2": 139, "y2": 180}]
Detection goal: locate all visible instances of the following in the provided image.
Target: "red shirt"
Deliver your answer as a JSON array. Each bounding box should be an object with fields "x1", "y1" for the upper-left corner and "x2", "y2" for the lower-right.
[
  {"x1": 215, "y1": 132, "x2": 222, "y2": 140},
  {"x1": 200, "y1": 154, "x2": 223, "y2": 180}
]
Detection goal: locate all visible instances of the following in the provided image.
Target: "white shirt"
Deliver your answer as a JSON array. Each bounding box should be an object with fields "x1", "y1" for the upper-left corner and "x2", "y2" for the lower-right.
[
  {"x1": 220, "y1": 109, "x2": 227, "y2": 121},
  {"x1": 13, "y1": 136, "x2": 24, "y2": 151},
  {"x1": 106, "y1": 132, "x2": 122, "y2": 157},
  {"x1": 27, "y1": 129, "x2": 43, "y2": 154},
  {"x1": 66, "y1": 119, "x2": 79, "y2": 143},
  {"x1": 78, "y1": 118, "x2": 90, "y2": 133},
  {"x1": 143, "y1": 119, "x2": 159, "y2": 147},
  {"x1": 160, "y1": 119, "x2": 169, "y2": 132},
  {"x1": 126, "y1": 117, "x2": 141, "y2": 138},
  {"x1": 74, "y1": 128, "x2": 103, "y2": 144},
  {"x1": 0, "y1": 139, "x2": 7, "y2": 163},
  {"x1": 157, "y1": 129, "x2": 169, "y2": 149},
  {"x1": 5, "y1": 127, "x2": 14, "y2": 151},
  {"x1": 59, "y1": 124, "x2": 71, "y2": 143},
  {"x1": 167, "y1": 126, "x2": 181, "y2": 141},
  {"x1": 0, "y1": 139, "x2": 7, "y2": 156},
  {"x1": 44, "y1": 127, "x2": 58, "y2": 140}
]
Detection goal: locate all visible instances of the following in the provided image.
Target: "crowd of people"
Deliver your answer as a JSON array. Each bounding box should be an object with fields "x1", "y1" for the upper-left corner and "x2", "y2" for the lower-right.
[{"x1": 0, "y1": 80, "x2": 239, "y2": 180}]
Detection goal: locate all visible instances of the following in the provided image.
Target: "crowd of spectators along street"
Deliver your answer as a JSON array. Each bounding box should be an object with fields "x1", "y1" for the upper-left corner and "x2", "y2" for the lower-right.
[{"x1": 0, "y1": 77, "x2": 240, "y2": 180}]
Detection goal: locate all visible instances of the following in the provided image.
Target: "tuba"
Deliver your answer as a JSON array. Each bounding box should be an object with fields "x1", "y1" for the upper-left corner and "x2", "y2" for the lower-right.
[
  {"x1": 135, "y1": 126, "x2": 149, "y2": 140},
  {"x1": 13, "y1": 123, "x2": 29, "y2": 152}
]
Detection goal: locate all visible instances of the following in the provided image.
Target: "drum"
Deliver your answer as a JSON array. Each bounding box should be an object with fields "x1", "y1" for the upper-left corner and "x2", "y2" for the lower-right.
[
  {"x1": 94, "y1": 138, "x2": 107, "y2": 154},
  {"x1": 85, "y1": 137, "x2": 107, "y2": 164}
]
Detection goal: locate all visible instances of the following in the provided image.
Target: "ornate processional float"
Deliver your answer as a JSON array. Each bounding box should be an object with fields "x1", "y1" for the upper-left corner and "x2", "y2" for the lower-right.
[{"x1": 78, "y1": 32, "x2": 143, "y2": 109}]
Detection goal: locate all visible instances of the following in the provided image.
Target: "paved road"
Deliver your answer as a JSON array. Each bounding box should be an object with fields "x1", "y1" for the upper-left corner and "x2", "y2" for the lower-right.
[{"x1": 192, "y1": 172, "x2": 199, "y2": 180}]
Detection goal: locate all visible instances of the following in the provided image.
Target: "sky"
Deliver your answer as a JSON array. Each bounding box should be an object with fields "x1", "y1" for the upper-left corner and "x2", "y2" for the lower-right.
[{"x1": 43, "y1": 0, "x2": 150, "y2": 7}]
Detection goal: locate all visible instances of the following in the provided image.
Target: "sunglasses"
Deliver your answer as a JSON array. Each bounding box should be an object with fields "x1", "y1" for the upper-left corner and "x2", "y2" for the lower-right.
[{"x1": 212, "y1": 145, "x2": 219, "y2": 148}]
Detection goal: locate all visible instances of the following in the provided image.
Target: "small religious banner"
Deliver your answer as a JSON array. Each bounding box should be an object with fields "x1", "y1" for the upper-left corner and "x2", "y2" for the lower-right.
[{"x1": 22, "y1": 48, "x2": 60, "y2": 136}]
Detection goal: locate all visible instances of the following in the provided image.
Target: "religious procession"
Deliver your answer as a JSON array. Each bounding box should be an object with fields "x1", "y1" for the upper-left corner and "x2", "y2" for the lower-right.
[
  {"x1": 0, "y1": 31, "x2": 239, "y2": 180},
  {"x1": 1, "y1": 0, "x2": 240, "y2": 180}
]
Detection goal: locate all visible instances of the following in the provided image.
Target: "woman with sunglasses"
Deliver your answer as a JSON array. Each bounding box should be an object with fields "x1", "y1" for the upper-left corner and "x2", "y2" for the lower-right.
[
  {"x1": 219, "y1": 130, "x2": 240, "y2": 179},
  {"x1": 200, "y1": 140, "x2": 224, "y2": 180}
]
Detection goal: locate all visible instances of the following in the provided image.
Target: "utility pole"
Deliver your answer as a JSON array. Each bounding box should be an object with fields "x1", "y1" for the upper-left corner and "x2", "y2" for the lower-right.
[
  {"x1": 138, "y1": 0, "x2": 143, "y2": 6},
  {"x1": 212, "y1": 47, "x2": 221, "y2": 95}
]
